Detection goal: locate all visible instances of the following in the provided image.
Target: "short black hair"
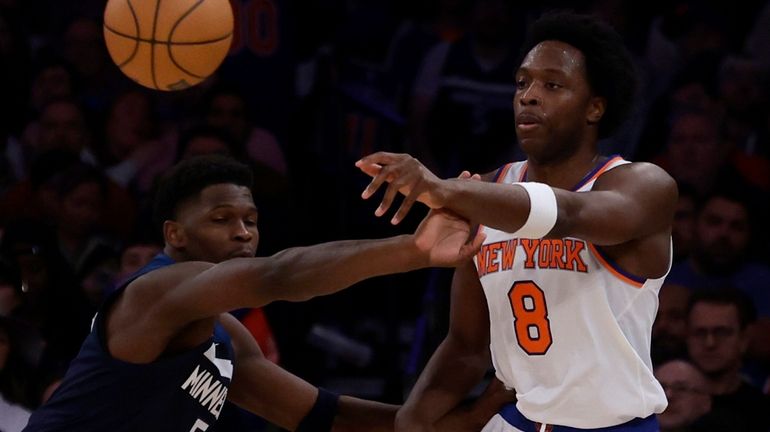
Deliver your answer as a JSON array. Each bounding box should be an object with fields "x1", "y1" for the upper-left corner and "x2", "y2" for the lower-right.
[
  {"x1": 152, "y1": 155, "x2": 253, "y2": 230},
  {"x1": 519, "y1": 11, "x2": 637, "y2": 138},
  {"x1": 687, "y1": 288, "x2": 757, "y2": 330}
]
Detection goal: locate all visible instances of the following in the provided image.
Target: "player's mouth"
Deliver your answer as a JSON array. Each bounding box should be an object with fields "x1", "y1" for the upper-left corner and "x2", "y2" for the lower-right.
[
  {"x1": 516, "y1": 112, "x2": 543, "y2": 131},
  {"x1": 230, "y1": 248, "x2": 255, "y2": 258}
]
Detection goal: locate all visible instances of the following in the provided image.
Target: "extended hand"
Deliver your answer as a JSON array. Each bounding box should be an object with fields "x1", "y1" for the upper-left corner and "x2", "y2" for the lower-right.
[
  {"x1": 356, "y1": 152, "x2": 444, "y2": 225},
  {"x1": 413, "y1": 209, "x2": 485, "y2": 267}
]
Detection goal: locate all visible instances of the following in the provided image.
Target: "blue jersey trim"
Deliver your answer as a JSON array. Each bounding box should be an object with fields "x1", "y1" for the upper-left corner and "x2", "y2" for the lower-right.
[
  {"x1": 499, "y1": 403, "x2": 659, "y2": 431},
  {"x1": 591, "y1": 245, "x2": 648, "y2": 285}
]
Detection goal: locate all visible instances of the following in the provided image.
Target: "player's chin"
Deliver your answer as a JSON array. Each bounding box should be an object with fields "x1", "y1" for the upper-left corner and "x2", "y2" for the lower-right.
[{"x1": 517, "y1": 136, "x2": 547, "y2": 157}]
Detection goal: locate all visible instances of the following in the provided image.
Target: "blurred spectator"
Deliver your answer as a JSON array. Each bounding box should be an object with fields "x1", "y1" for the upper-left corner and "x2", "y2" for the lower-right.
[
  {"x1": 27, "y1": 56, "x2": 78, "y2": 117},
  {"x1": 636, "y1": 55, "x2": 723, "y2": 162},
  {"x1": 667, "y1": 186, "x2": 770, "y2": 318},
  {"x1": 717, "y1": 55, "x2": 770, "y2": 191},
  {"x1": 115, "y1": 238, "x2": 162, "y2": 284},
  {"x1": 61, "y1": 17, "x2": 125, "y2": 112},
  {"x1": 21, "y1": 98, "x2": 97, "y2": 171},
  {"x1": 203, "y1": 84, "x2": 287, "y2": 176},
  {"x1": 654, "y1": 109, "x2": 729, "y2": 196},
  {"x1": 652, "y1": 283, "x2": 691, "y2": 365},
  {"x1": 176, "y1": 124, "x2": 242, "y2": 161},
  {"x1": 654, "y1": 358, "x2": 720, "y2": 432},
  {"x1": 686, "y1": 289, "x2": 770, "y2": 430},
  {"x1": 667, "y1": 185, "x2": 770, "y2": 368},
  {"x1": 1, "y1": 149, "x2": 138, "y2": 240},
  {"x1": 385, "y1": 0, "x2": 472, "y2": 113},
  {"x1": 1, "y1": 149, "x2": 80, "y2": 226},
  {"x1": 51, "y1": 163, "x2": 119, "y2": 276},
  {"x1": 408, "y1": 0, "x2": 526, "y2": 176},
  {"x1": 101, "y1": 90, "x2": 174, "y2": 191},
  {"x1": 78, "y1": 247, "x2": 120, "y2": 308},
  {"x1": 718, "y1": 56, "x2": 768, "y2": 154}
]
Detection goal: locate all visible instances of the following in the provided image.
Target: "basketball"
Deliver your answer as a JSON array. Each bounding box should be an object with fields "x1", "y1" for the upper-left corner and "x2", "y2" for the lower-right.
[{"x1": 103, "y1": 0, "x2": 233, "y2": 91}]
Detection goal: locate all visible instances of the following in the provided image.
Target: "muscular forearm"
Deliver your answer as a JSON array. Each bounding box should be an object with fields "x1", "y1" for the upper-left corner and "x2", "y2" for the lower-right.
[
  {"x1": 267, "y1": 235, "x2": 425, "y2": 302},
  {"x1": 438, "y1": 179, "x2": 532, "y2": 234},
  {"x1": 397, "y1": 337, "x2": 490, "y2": 429},
  {"x1": 332, "y1": 397, "x2": 399, "y2": 432}
]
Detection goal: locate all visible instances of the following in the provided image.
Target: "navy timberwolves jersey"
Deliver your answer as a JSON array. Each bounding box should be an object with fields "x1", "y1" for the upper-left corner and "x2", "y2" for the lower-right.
[{"x1": 24, "y1": 254, "x2": 234, "y2": 432}]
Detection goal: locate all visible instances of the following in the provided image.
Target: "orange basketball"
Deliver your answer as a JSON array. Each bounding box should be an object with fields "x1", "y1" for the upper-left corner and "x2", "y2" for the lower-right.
[{"x1": 103, "y1": 0, "x2": 233, "y2": 91}]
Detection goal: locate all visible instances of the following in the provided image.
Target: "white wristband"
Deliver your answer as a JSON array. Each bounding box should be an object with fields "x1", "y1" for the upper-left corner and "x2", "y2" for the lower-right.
[{"x1": 512, "y1": 182, "x2": 558, "y2": 239}]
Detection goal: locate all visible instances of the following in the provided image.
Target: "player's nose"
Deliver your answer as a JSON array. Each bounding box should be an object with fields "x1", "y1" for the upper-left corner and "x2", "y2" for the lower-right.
[{"x1": 232, "y1": 221, "x2": 253, "y2": 241}]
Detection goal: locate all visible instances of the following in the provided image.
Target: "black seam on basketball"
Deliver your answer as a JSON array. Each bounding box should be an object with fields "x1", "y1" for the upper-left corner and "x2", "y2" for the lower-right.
[
  {"x1": 116, "y1": 0, "x2": 141, "y2": 67},
  {"x1": 151, "y1": 0, "x2": 162, "y2": 89},
  {"x1": 167, "y1": 0, "x2": 211, "y2": 81},
  {"x1": 104, "y1": 24, "x2": 232, "y2": 45}
]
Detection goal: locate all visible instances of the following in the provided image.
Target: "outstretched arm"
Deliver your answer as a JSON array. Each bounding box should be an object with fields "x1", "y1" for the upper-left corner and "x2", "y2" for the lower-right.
[
  {"x1": 356, "y1": 152, "x2": 677, "y2": 246},
  {"x1": 396, "y1": 260, "x2": 494, "y2": 431},
  {"x1": 134, "y1": 208, "x2": 483, "y2": 330},
  {"x1": 107, "y1": 209, "x2": 483, "y2": 363}
]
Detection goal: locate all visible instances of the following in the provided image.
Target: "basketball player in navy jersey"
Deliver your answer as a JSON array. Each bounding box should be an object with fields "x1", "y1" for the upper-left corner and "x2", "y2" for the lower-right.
[
  {"x1": 357, "y1": 12, "x2": 678, "y2": 432},
  {"x1": 23, "y1": 155, "x2": 511, "y2": 432}
]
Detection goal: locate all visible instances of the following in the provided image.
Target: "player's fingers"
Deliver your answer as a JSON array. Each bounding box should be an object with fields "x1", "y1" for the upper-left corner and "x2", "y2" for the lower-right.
[
  {"x1": 458, "y1": 170, "x2": 472, "y2": 179},
  {"x1": 461, "y1": 231, "x2": 486, "y2": 257},
  {"x1": 471, "y1": 173, "x2": 481, "y2": 180},
  {"x1": 391, "y1": 190, "x2": 419, "y2": 225},
  {"x1": 361, "y1": 169, "x2": 390, "y2": 200},
  {"x1": 376, "y1": 181, "x2": 401, "y2": 217},
  {"x1": 356, "y1": 161, "x2": 382, "y2": 178},
  {"x1": 357, "y1": 151, "x2": 400, "y2": 167}
]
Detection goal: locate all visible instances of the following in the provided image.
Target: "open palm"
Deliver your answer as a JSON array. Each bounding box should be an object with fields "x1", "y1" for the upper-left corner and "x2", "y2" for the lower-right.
[{"x1": 414, "y1": 209, "x2": 485, "y2": 267}]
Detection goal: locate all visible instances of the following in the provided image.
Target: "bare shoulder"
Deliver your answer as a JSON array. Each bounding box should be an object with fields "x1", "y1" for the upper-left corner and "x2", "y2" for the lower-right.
[
  {"x1": 114, "y1": 261, "x2": 215, "y2": 321},
  {"x1": 125, "y1": 261, "x2": 215, "y2": 301},
  {"x1": 594, "y1": 161, "x2": 677, "y2": 199},
  {"x1": 106, "y1": 261, "x2": 218, "y2": 362}
]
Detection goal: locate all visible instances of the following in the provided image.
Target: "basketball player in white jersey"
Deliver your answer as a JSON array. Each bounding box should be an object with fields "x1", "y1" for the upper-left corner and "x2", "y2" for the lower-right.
[{"x1": 356, "y1": 11, "x2": 677, "y2": 432}]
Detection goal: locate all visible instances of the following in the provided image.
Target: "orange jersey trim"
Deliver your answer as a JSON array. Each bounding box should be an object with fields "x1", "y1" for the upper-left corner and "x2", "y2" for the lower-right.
[{"x1": 577, "y1": 155, "x2": 624, "y2": 189}]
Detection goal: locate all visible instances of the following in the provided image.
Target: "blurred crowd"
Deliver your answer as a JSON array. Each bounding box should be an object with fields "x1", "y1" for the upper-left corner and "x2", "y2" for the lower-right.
[{"x1": 2, "y1": 0, "x2": 770, "y2": 430}]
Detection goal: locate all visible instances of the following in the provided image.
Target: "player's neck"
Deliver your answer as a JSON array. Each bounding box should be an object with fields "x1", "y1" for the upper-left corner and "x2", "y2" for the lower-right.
[
  {"x1": 163, "y1": 245, "x2": 187, "y2": 263},
  {"x1": 526, "y1": 147, "x2": 602, "y2": 190}
]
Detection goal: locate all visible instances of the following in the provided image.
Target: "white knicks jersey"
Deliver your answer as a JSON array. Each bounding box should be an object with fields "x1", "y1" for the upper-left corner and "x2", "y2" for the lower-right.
[{"x1": 475, "y1": 156, "x2": 668, "y2": 428}]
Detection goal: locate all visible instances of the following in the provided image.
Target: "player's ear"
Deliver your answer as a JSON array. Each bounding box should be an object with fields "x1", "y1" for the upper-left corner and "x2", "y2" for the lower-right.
[
  {"x1": 164, "y1": 220, "x2": 186, "y2": 248},
  {"x1": 587, "y1": 96, "x2": 606, "y2": 125}
]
